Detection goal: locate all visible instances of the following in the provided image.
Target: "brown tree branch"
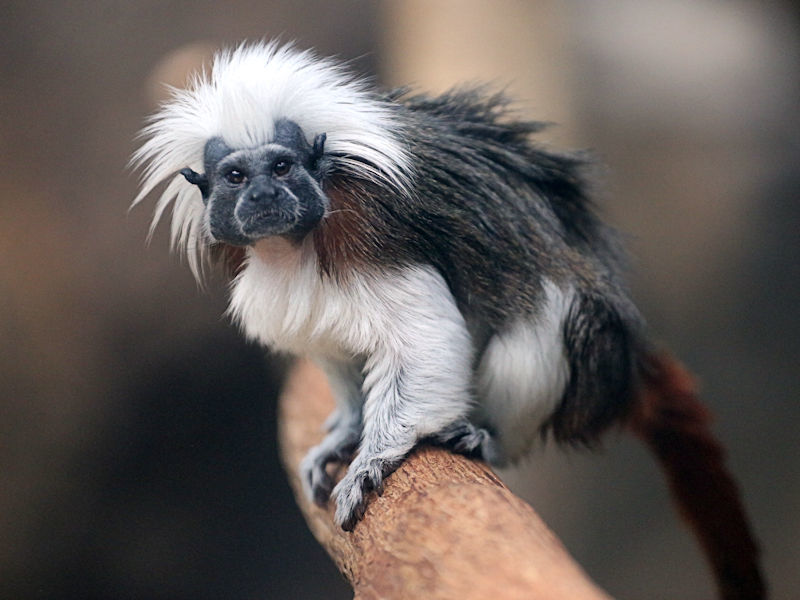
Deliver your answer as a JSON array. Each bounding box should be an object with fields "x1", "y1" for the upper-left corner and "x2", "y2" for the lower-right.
[{"x1": 278, "y1": 359, "x2": 613, "y2": 600}]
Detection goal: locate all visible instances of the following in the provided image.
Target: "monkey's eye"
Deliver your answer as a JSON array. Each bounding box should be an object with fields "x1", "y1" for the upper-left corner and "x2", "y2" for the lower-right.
[
  {"x1": 224, "y1": 169, "x2": 246, "y2": 185},
  {"x1": 272, "y1": 159, "x2": 292, "y2": 177}
]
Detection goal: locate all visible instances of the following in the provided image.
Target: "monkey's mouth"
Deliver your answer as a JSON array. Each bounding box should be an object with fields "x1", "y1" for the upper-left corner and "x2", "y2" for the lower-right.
[
  {"x1": 208, "y1": 202, "x2": 308, "y2": 246},
  {"x1": 207, "y1": 195, "x2": 324, "y2": 246},
  {"x1": 234, "y1": 200, "x2": 302, "y2": 239}
]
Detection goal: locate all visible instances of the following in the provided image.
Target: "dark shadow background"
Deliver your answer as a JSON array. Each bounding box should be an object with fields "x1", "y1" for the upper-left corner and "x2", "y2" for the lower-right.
[{"x1": 0, "y1": 1, "x2": 797, "y2": 599}]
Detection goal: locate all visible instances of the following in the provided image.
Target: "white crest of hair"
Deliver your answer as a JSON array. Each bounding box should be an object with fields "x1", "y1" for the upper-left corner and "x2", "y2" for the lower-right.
[
  {"x1": 229, "y1": 238, "x2": 474, "y2": 437},
  {"x1": 475, "y1": 280, "x2": 574, "y2": 461},
  {"x1": 130, "y1": 41, "x2": 412, "y2": 279}
]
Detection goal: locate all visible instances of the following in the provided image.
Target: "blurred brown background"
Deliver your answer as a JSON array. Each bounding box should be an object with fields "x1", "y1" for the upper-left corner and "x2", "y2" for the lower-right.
[{"x1": 1, "y1": 1, "x2": 797, "y2": 598}]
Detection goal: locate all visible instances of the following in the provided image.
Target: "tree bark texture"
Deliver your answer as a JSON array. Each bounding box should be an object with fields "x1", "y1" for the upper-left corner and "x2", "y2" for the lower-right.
[{"x1": 278, "y1": 360, "x2": 613, "y2": 600}]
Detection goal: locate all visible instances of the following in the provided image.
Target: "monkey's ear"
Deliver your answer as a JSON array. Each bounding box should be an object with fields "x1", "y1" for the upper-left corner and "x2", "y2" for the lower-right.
[
  {"x1": 309, "y1": 133, "x2": 327, "y2": 173},
  {"x1": 311, "y1": 133, "x2": 326, "y2": 161},
  {"x1": 180, "y1": 168, "x2": 209, "y2": 198}
]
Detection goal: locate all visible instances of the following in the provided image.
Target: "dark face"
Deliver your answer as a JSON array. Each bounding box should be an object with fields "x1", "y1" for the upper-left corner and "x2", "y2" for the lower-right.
[{"x1": 181, "y1": 120, "x2": 328, "y2": 246}]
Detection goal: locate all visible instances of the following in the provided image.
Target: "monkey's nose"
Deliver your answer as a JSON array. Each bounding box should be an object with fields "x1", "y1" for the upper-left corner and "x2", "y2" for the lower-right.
[{"x1": 246, "y1": 184, "x2": 280, "y2": 203}]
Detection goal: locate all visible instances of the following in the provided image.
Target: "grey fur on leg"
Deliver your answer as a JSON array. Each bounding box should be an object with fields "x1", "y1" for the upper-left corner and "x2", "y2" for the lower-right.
[
  {"x1": 330, "y1": 377, "x2": 421, "y2": 531},
  {"x1": 325, "y1": 265, "x2": 474, "y2": 530}
]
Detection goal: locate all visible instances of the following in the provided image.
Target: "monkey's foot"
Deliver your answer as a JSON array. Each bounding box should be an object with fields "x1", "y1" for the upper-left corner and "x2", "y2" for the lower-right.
[
  {"x1": 300, "y1": 438, "x2": 358, "y2": 507},
  {"x1": 430, "y1": 419, "x2": 492, "y2": 457},
  {"x1": 333, "y1": 455, "x2": 402, "y2": 531}
]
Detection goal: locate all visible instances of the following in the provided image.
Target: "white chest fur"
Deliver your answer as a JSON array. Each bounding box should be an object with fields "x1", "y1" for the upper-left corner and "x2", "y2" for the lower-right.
[
  {"x1": 227, "y1": 239, "x2": 471, "y2": 364},
  {"x1": 228, "y1": 239, "x2": 359, "y2": 357}
]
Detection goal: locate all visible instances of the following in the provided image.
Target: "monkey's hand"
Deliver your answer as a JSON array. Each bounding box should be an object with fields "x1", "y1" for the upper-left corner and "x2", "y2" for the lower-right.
[
  {"x1": 332, "y1": 450, "x2": 406, "y2": 531},
  {"x1": 300, "y1": 412, "x2": 360, "y2": 506},
  {"x1": 330, "y1": 418, "x2": 502, "y2": 529}
]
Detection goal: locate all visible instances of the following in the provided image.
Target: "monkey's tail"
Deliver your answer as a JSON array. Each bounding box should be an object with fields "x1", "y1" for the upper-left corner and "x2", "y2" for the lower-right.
[{"x1": 628, "y1": 352, "x2": 766, "y2": 600}]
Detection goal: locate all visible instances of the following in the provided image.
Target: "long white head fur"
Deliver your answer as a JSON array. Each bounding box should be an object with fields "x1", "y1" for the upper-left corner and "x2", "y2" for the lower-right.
[{"x1": 131, "y1": 41, "x2": 412, "y2": 278}]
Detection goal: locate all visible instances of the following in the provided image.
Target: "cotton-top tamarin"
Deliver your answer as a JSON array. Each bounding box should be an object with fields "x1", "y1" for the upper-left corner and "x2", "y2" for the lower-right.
[{"x1": 132, "y1": 42, "x2": 764, "y2": 599}]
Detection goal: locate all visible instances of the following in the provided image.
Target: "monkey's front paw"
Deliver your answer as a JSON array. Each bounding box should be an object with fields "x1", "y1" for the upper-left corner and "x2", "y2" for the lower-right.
[
  {"x1": 332, "y1": 460, "x2": 387, "y2": 531},
  {"x1": 299, "y1": 449, "x2": 335, "y2": 507},
  {"x1": 300, "y1": 430, "x2": 360, "y2": 507}
]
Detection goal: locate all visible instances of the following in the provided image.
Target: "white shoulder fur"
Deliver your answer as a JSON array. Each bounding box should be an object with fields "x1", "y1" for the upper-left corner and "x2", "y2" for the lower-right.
[{"x1": 131, "y1": 42, "x2": 412, "y2": 277}]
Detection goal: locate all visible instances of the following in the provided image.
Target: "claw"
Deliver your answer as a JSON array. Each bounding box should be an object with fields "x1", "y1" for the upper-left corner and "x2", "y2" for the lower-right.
[
  {"x1": 311, "y1": 467, "x2": 334, "y2": 506},
  {"x1": 299, "y1": 424, "x2": 360, "y2": 507},
  {"x1": 300, "y1": 450, "x2": 335, "y2": 506},
  {"x1": 333, "y1": 471, "x2": 370, "y2": 531},
  {"x1": 431, "y1": 419, "x2": 495, "y2": 460},
  {"x1": 332, "y1": 456, "x2": 404, "y2": 530}
]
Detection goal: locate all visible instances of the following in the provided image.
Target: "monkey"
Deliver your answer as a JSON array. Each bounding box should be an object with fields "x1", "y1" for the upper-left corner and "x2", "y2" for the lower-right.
[{"x1": 132, "y1": 42, "x2": 764, "y2": 599}]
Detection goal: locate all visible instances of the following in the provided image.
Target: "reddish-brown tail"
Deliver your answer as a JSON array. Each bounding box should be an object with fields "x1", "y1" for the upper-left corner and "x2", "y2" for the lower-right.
[{"x1": 628, "y1": 352, "x2": 766, "y2": 600}]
